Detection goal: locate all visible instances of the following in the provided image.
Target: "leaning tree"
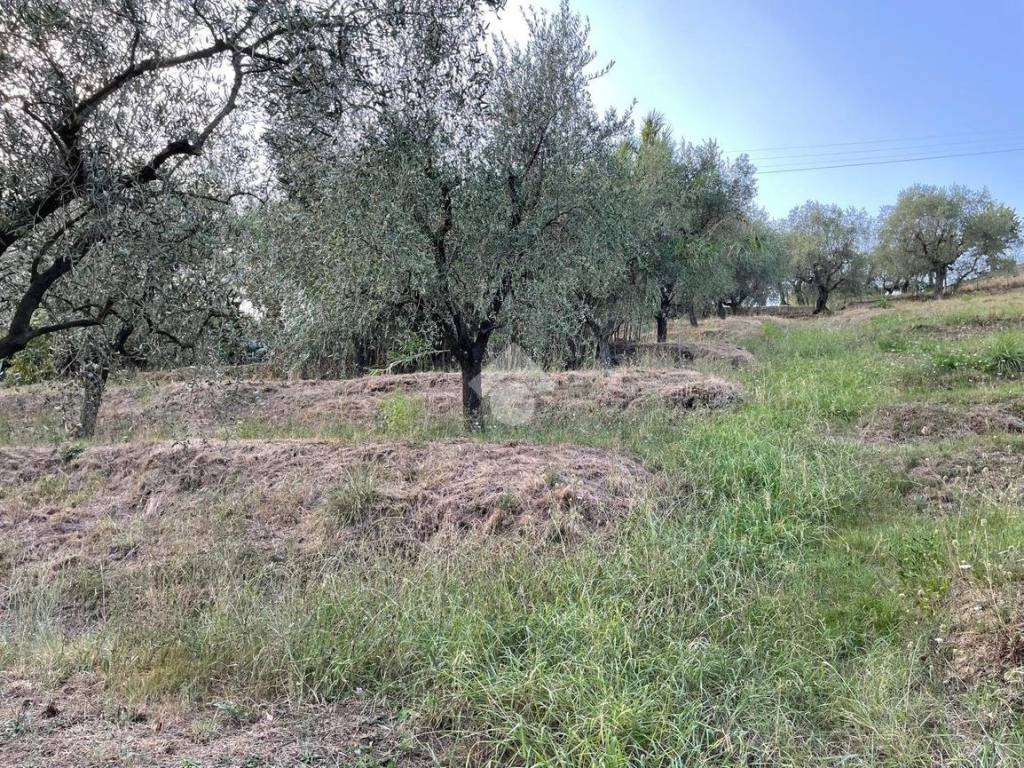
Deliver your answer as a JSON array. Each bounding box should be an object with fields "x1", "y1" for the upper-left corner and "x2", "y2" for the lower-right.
[{"x1": 877, "y1": 185, "x2": 1019, "y2": 298}]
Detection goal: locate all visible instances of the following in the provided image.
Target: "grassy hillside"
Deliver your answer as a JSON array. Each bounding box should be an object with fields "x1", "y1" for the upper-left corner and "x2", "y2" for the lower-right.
[{"x1": 3, "y1": 289, "x2": 1024, "y2": 766}]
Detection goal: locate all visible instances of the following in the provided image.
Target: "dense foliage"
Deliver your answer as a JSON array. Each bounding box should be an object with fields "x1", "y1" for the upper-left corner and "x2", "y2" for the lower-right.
[{"x1": 875, "y1": 184, "x2": 1020, "y2": 297}]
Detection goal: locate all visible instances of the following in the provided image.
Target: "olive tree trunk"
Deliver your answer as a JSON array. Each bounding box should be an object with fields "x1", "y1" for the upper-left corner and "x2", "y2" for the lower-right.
[
  {"x1": 933, "y1": 265, "x2": 948, "y2": 298},
  {"x1": 655, "y1": 314, "x2": 668, "y2": 343},
  {"x1": 813, "y1": 285, "x2": 830, "y2": 315},
  {"x1": 459, "y1": 356, "x2": 484, "y2": 431},
  {"x1": 76, "y1": 361, "x2": 109, "y2": 438}
]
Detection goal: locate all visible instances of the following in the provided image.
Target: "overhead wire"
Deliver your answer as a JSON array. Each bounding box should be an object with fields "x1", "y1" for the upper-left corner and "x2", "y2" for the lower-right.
[
  {"x1": 754, "y1": 145, "x2": 1024, "y2": 174},
  {"x1": 743, "y1": 134, "x2": 1024, "y2": 164},
  {"x1": 726, "y1": 127, "x2": 1024, "y2": 154}
]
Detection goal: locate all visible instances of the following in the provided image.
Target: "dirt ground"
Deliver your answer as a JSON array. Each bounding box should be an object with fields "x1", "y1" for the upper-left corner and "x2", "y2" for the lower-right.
[
  {"x1": 859, "y1": 400, "x2": 1024, "y2": 443},
  {"x1": 0, "y1": 368, "x2": 744, "y2": 443},
  {"x1": 0, "y1": 672, "x2": 428, "y2": 767},
  {"x1": 905, "y1": 447, "x2": 1024, "y2": 513}
]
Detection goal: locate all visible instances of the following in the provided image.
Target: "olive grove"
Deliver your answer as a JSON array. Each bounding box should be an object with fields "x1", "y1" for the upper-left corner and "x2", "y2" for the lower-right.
[
  {"x1": 4, "y1": 0, "x2": 1022, "y2": 438},
  {"x1": 0, "y1": 0, "x2": 499, "y2": 433}
]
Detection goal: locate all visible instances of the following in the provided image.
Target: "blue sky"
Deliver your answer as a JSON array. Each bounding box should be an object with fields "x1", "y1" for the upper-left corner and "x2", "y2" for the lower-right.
[{"x1": 499, "y1": 0, "x2": 1024, "y2": 219}]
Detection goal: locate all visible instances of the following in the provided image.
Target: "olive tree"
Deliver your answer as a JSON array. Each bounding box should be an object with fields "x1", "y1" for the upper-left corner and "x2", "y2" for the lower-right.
[
  {"x1": 0, "y1": 0, "x2": 328, "y2": 372},
  {"x1": 627, "y1": 114, "x2": 684, "y2": 340},
  {"x1": 70, "y1": 197, "x2": 244, "y2": 437},
  {"x1": 877, "y1": 185, "x2": 1019, "y2": 298},
  {"x1": 0, "y1": 0, "x2": 479, "y2": 378},
  {"x1": 260, "y1": 2, "x2": 624, "y2": 428},
  {"x1": 557, "y1": 135, "x2": 660, "y2": 367},
  {"x1": 783, "y1": 202, "x2": 870, "y2": 314},
  {"x1": 714, "y1": 216, "x2": 787, "y2": 315},
  {"x1": 646, "y1": 130, "x2": 756, "y2": 338},
  {"x1": 573, "y1": 199, "x2": 651, "y2": 367}
]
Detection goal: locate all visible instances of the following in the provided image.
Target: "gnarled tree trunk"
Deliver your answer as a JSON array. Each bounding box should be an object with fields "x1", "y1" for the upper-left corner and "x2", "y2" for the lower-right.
[
  {"x1": 655, "y1": 283, "x2": 673, "y2": 343},
  {"x1": 933, "y1": 265, "x2": 948, "y2": 298},
  {"x1": 453, "y1": 330, "x2": 491, "y2": 432},
  {"x1": 459, "y1": 356, "x2": 484, "y2": 431},
  {"x1": 596, "y1": 336, "x2": 613, "y2": 368},
  {"x1": 813, "y1": 285, "x2": 830, "y2": 314}
]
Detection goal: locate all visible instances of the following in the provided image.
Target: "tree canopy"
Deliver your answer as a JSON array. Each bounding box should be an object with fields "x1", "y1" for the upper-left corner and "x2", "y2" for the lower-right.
[
  {"x1": 877, "y1": 185, "x2": 1020, "y2": 297},
  {"x1": 254, "y1": 2, "x2": 626, "y2": 427},
  {"x1": 783, "y1": 202, "x2": 870, "y2": 314}
]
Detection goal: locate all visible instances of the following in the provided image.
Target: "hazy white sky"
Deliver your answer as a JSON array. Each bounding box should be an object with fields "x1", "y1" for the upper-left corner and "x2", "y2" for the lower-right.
[{"x1": 495, "y1": 1, "x2": 1024, "y2": 220}]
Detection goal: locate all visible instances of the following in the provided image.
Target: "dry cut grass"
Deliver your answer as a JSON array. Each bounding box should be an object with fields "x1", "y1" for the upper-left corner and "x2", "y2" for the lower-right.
[
  {"x1": 906, "y1": 447, "x2": 1024, "y2": 514},
  {"x1": 0, "y1": 368, "x2": 744, "y2": 443},
  {"x1": 0, "y1": 670, "x2": 423, "y2": 768},
  {"x1": 860, "y1": 399, "x2": 1024, "y2": 443},
  {"x1": 0, "y1": 438, "x2": 652, "y2": 577}
]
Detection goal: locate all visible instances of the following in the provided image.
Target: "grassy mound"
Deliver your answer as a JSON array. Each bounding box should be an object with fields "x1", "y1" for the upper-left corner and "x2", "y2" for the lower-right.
[
  {"x1": 905, "y1": 446, "x2": 1024, "y2": 513},
  {"x1": 0, "y1": 439, "x2": 651, "y2": 575},
  {"x1": 860, "y1": 399, "x2": 1024, "y2": 442},
  {"x1": 613, "y1": 340, "x2": 756, "y2": 368}
]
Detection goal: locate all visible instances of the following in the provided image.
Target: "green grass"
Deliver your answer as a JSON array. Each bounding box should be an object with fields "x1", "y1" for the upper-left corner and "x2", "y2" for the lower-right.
[
  {"x1": 5, "y1": 295, "x2": 1024, "y2": 765},
  {"x1": 930, "y1": 331, "x2": 1024, "y2": 378},
  {"x1": 321, "y1": 464, "x2": 382, "y2": 527}
]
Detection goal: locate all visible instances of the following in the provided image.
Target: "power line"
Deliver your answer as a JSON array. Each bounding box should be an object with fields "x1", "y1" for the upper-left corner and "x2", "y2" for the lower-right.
[
  {"x1": 745, "y1": 135, "x2": 1024, "y2": 163},
  {"x1": 756, "y1": 145, "x2": 1024, "y2": 174},
  {"x1": 757, "y1": 139, "x2": 1024, "y2": 169},
  {"x1": 727, "y1": 127, "x2": 1024, "y2": 155}
]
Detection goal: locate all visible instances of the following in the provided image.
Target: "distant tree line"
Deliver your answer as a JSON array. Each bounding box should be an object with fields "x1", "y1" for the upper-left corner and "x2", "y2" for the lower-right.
[{"x1": 1, "y1": 0, "x2": 1020, "y2": 433}]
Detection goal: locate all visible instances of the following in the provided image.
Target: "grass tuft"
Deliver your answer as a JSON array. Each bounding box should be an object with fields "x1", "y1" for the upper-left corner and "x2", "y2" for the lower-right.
[{"x1": 321, "y1": 464, "x2": 383, "y2": 527}]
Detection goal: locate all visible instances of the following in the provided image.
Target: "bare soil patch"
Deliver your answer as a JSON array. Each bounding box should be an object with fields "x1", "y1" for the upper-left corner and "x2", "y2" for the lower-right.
[
  {"x1": 906, "y1": 447, "x2": 1024, "y2": 513},
  {"x1": 859, "y1": 400, "x2": 1024, "y2": 443},
  {"x1": 907, "y1": 316, "x2": 1024, "y2": 339},
  {"x1": 941, "y1": 581, "x2": 1024, "y2": 697},
  {"x1": 0, "y1": 368, "x2": 743, "y2": 442},
  {"x1": 0, "y1": 439, "x2": 652, "y2": 576},
  {"x1": 0, "y1": 672, "x2": 424, "y2": 767}
]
